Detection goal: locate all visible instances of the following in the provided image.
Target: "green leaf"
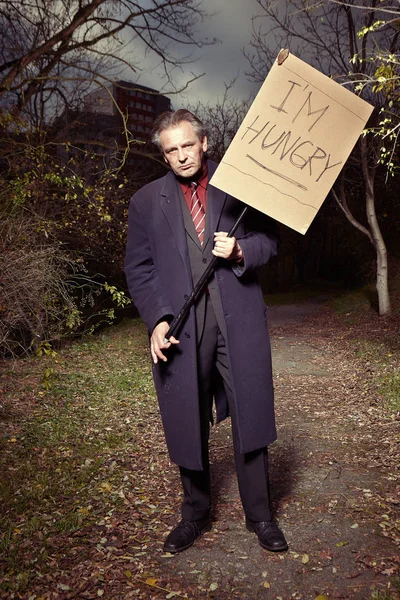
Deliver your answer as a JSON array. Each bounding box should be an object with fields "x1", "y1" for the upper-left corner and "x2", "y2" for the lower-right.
[{"x1": 209, "y1": 583, "x2": 218, "y2": 591}]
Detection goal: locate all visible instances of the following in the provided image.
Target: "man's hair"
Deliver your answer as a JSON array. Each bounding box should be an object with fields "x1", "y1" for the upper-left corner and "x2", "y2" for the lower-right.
[{"x1": 151, "y1": 109, "x2": 206, "y2": 150}]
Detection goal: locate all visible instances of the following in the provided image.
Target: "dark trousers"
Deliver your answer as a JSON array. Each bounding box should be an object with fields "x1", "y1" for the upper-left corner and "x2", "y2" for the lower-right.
[{"x1": 179, "y1": 296, "x2": 273, "y2": 523}]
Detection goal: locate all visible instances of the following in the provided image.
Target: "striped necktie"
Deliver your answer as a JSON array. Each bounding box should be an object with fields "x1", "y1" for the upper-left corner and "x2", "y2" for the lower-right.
[{"x1": 190, "y1": 182, "x2": 205, "y2": 245}]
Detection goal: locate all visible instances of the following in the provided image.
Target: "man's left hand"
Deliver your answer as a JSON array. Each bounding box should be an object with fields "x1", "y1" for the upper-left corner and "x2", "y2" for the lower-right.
[{"x1": 213, "y1": 231, "x2": 243, "y2": 261}]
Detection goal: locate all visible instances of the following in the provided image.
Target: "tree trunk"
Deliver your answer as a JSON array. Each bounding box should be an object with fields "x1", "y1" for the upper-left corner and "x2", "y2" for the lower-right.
[{"x1": 361, "y1": 138, "x2": 391, "y2": 316}]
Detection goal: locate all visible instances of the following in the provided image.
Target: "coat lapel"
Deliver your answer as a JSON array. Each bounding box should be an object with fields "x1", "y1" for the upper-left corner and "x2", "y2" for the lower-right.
[
  {"x1": 160, "y1": 171, "x2": 189, "y2": 267},
  {"x1": 205, "y1": 160, "x2": 228, "y2": 248}
]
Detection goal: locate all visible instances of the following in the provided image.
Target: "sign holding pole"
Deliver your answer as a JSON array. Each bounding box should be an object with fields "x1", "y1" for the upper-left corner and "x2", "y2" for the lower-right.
[{"x1": 210, "y1": 50, "x2": 374, "y2": 234}]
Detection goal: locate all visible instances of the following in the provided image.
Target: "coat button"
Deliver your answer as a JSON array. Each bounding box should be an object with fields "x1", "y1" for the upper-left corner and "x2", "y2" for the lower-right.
[
  {"x1": 202, "y1": 258, "x2": 207, "y2": 263},
  {"x1": 184, "y1": 294, "x2": 189, "y2": 300},
  {"x1": 184, "y1": 333, "x2": 190, "y2": 338}
]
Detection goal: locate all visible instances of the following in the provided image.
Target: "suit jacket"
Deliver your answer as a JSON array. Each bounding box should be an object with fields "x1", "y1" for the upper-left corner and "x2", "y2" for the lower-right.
[{"x1": 125, "y1": 159, "x2": 279, "y2": 470}]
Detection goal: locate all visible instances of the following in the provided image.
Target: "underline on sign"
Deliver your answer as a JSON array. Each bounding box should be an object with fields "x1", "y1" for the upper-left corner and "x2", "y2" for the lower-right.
[{"x1": 246, "y1": 155, "x2": 308, "y2": 191}]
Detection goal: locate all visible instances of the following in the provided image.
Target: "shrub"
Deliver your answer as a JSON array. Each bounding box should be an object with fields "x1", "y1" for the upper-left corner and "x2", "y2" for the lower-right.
[{"x1": 0, "y1": 217, "x2": 80, "y2": 357}]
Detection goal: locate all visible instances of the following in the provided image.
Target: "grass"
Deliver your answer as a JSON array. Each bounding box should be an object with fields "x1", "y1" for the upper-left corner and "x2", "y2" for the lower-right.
[
  {"x1": 329, "y1": 286, "x2": 375, "y2": 316},
  {"x1": 329, "y1": 276, "x2": 400, "y2": 317},
  {"x1": 370, "y1": 578, "x2": 400, "y2": 600},
  {"x1": 378, "y1": 372, "x2": 400, "y2": 412},
  {"x1": 350, "y1": 338, "x2": 400, "y2": 412},
  {"x1": 0, "y1": 318, "x2": 162, "y2": 594},
  {"x1": 327, "y1": 282, "x2": 400, "y2": 414}
]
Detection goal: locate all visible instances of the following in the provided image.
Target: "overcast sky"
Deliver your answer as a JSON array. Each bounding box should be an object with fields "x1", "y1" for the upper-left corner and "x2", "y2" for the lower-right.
[{"x1": 132, "y1": 0, "x2": 264, "y2": 108}]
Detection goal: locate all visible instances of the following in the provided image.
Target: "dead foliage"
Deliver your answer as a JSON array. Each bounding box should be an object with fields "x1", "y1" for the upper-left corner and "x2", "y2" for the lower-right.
[{"x1": 0, "y1": 301, "x2": 399, "y2": 599}]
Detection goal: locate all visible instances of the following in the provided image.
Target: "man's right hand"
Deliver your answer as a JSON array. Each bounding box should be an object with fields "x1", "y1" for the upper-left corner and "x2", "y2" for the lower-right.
[{"x1": 150, "y1": 321, "x2": 179, "y2": 364}]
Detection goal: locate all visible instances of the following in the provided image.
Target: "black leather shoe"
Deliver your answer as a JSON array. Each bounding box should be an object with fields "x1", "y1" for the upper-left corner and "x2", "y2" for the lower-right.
[
  {"x1": 246, "y1": 519, "x2": 288, "y2": 552},
  {"x1": 163, "y1": 518, "x2": 212, "y2": 553}
]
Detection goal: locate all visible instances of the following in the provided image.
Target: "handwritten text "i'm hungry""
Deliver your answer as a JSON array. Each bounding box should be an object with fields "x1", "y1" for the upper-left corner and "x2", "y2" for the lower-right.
[{"x1": 241, "y1": 80, "x2": 343, "y2": 191}]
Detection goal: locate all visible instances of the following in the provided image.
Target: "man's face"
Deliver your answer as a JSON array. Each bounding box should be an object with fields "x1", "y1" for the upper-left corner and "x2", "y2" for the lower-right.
[{"x1": 159, "y1": 120, "x2": 208, "y2": 180}]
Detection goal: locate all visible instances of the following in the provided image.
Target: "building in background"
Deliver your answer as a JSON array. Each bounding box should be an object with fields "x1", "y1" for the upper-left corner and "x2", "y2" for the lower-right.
[
  {"x1": 57, "y1": 81, "x2": 171, "y2": 170},
  {"x1": 83, "y1": 81, "x2": 171, "y2": 144}
]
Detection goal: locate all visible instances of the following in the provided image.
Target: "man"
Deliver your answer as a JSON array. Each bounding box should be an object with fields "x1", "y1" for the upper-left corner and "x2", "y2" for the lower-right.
[{"x1": 125, "y1": 109, "x2": 287, "y2": 554}]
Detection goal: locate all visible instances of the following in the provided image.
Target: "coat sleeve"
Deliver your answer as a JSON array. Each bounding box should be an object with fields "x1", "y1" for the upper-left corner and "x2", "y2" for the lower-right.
[
  {"x1": 233, "y1": 210, "x2": 279, "y2": 276},
  {"x1": 124, "y1": 195, "x2": 174, "y2": 333}
]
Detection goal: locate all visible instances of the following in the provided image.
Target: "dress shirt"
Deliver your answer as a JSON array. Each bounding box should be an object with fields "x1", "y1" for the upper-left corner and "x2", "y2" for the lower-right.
[{"x1": 179, "y1": 165, "x2": 208, "y2": 213}]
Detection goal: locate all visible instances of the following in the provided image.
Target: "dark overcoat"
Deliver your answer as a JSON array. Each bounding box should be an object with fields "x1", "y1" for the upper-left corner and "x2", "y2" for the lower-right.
[{"x1": 125, "y1": 160, "x2": 279, "y2": 470}]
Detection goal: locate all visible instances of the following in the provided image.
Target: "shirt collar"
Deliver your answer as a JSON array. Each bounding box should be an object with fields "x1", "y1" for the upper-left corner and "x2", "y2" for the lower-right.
[{"x1": 179, "y1": 163, "x2": 208, "y2": 191}]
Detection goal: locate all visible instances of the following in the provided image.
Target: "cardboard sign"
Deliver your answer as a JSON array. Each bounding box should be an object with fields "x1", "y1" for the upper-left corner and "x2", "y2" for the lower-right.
[{"x1": 210, "y1": 51, "x2": 374, "y2": 234}]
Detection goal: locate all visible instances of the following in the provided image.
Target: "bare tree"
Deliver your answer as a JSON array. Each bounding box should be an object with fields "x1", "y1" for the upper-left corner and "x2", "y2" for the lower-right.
[
  {"x1": 0, "y1": 0, "x2": 216, "y2": 356},
  {"x1": 189, "y1": 80, "x2": 252, "y2": 161},
  {"x1": 0, "y1": 0, "x2": 213, "y2": 117},
  {"x1": 245, "y1": 0, "x2": 400, "y2": 316}
]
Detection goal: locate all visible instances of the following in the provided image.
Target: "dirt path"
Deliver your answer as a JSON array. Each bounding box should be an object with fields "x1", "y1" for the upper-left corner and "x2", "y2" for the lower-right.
[
  {"x1": 150, "y1": 304, "x2": 399, "y2": 599},
  {"x1": 0, "y1": 304, "x2": 399, "y2": 600}
]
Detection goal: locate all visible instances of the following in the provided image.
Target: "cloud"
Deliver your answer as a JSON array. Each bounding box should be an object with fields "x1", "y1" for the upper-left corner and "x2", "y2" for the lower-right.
[{"x1": 133, "y1": 0, "x2": 263, "y2": 106}]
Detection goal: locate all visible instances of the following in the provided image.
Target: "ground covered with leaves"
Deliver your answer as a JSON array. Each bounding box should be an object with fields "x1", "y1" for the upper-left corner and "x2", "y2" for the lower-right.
[{"x1": 0, "y1": 294, "x2": 399, "y2": 599}]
